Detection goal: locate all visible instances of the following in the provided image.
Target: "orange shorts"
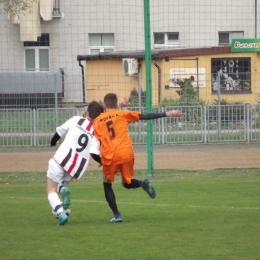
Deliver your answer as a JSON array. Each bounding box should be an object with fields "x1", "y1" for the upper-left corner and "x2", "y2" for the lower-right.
[{"x1": 102, "y1": 158, "x2": 134, "y2": 184}]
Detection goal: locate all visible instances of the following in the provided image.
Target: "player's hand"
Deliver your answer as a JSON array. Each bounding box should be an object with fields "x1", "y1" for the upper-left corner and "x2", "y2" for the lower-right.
[{"x1": 166, "y1": 110, "x2": 183, "y2": 117}]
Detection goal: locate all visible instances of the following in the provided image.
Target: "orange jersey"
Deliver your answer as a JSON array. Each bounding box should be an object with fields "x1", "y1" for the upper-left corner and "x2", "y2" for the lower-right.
[{"x1": 93, "y1": 110, "x2": 141, "y2": 165}]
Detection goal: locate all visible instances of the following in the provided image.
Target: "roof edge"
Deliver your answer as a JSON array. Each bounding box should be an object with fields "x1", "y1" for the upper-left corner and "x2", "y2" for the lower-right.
[{"x1": 77, "y1": 46, "x2": 232, "y2": 61}]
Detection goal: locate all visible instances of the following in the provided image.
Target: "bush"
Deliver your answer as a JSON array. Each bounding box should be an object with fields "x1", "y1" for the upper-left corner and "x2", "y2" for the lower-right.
[
  {"x1": 159, "y1": 97, "x2": 205, "y2": 107},
  {"x1": 127, "y1": 88, "x2": 146, "y2": 107}
]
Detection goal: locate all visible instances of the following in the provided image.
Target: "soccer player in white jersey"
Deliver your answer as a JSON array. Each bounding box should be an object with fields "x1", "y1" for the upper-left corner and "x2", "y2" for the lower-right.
[{"x1": 46, "y1": 101, "x2": 103, "y2": 225}]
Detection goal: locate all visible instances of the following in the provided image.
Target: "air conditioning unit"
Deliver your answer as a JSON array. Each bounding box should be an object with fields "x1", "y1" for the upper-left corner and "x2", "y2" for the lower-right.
[{"x1": 122, "y1": 58, "x2": 138, "y2": 76}]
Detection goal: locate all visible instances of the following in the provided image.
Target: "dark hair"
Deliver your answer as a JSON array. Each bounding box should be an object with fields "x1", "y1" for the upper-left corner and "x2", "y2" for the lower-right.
[
  {"x1": 87, "y1": 101, "x2": 104, "y2": 120},
  {"x1": 104, "y1": 93, "x2": 118, "y2": 109}
]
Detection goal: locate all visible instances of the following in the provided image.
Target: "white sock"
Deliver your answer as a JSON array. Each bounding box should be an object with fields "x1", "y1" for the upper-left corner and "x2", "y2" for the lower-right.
[
  {"x1": 57, "y1": 182, "x2": 65, "y2": 194},
  {"x1": 48, "y1": 192, "x2": 63, "y2": 214}
]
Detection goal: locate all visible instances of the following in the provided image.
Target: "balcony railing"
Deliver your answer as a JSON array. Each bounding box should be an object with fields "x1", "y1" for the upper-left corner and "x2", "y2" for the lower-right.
[{"x1": 53, "y1": 0, "x2": 62, "y2": 18}]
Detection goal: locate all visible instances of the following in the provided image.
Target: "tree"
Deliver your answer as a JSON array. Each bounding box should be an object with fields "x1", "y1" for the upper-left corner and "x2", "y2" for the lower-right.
[
  {"x1": 128, "y1": 88, "x2": 146, "y2": 107},
  {"x1": 174, "y1": 76, "x2": 198, "y2": 104},
  {"x1": 0, "y1": 0, "x2": 35, "y2": 16}
]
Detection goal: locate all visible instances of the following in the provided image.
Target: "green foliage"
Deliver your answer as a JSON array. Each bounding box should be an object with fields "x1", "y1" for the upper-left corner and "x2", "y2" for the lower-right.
[
  {"x1": 160, "y1": 79, "x2": 206, "y2": 107},
  {"x1": 170, "y1": 79, "x2": 202, "y2": 106},
  {"x1": 255, "y1": 93, "x2": 260, "y2": 104},
  {"x1": 0, "y1": 0, "x2": 35, "y2": 16},
  {"x1": 212, "y1": 98, "x2": 247, "y2": 106},
  {"x1": 1, "y1": 169, "x2": 260, "y2": 260},
  {"x1": 212, "y1": 98, "x2": 243, "y2": 105},
  {"x1": 212, "y1": 98, "x2": 229, "y2": 105},
  {"x1": 127, "y1": 88, "x2": 146, "y2": 107},
  {"x1": 159, "y1": 96, "x2": 205, "y2": 107}
]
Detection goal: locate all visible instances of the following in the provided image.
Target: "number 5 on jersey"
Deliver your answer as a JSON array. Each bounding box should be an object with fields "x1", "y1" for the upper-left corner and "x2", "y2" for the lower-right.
[{"x1": 106, "y1": 120, "x2": 115, "y2": 140}]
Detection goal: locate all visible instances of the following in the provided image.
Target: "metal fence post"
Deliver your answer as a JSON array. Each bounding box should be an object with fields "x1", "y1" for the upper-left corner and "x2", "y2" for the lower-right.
[
  {"x1": 203, "y1": 106, "x2": 207, "y2": 143},
  {"x1": 217, "y1": 70, "x2": 222, "y2": 137},
  {"x1": 247, "y1": 104, "x2": 250, "y2": 142},
  {"x1": 54, "y1": 74, "x2": 58, "y2": 128},
  {"x1": 162, "y1": 106, "x2": 165, "y2": 144},
  {"x1": 33, "y1": 109, "x2": 37, "y2": 146}
]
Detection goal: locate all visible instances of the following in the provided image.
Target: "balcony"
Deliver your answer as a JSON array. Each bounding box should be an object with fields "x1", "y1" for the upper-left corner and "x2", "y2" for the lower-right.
[{"x1": 52, "y1": 0, "x2": 62, "y2": 18}]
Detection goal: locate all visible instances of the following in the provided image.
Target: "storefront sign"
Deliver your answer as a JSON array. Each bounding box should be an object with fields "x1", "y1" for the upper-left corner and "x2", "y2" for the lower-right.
[
  {"x1": 231, "y1": 39, "x2": 260, "y2": 52},
  {"x1": 169, "y1": 68, "x2": 206, "y2": 88}
]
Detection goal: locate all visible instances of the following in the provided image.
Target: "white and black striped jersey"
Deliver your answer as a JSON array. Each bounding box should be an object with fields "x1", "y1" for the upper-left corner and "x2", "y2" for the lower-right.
[{"x1": 53, "y1": 116, "x2": 100, "y2": 180}]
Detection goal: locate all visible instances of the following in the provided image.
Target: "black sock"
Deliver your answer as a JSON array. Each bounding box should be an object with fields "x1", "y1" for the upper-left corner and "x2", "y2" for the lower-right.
[
  {"x1": 124, "y1": 179, "x2": 142, "y2": 189},
  {"x1": 103, "y1": 182, "x2": 119, "y2": 214}
]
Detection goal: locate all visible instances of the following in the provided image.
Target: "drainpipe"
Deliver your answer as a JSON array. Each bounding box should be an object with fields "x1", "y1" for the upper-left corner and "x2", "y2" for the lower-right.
[
  {"x1": 78, "y1": 60, "x2": 86, "y2": 103},
  {"x1": 152, "y1": 60, "x2": 161, "y2": 104}
]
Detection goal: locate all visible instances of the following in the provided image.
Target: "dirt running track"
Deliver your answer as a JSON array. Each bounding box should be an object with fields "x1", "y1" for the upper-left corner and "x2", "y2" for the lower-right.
[{"x1": 0, "y1": 143, "x2": 259, "y2": 172}]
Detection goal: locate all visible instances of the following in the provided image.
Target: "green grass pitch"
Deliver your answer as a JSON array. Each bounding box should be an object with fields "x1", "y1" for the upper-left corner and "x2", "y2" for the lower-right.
[{"x1": 0, "y1": 169, "x2": 260, "y2": 260}]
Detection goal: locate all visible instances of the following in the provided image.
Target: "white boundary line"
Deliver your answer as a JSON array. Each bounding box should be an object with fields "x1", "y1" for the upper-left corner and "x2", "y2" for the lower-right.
[{"x1": 4, "y1": 196, "x2": 260, "y2": 210}]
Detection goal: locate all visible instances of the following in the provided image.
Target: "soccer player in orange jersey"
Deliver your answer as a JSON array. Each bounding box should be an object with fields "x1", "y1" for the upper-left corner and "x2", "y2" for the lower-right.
[{"x1": 93, "y1": 93, "x2": 183, "y2": 222}]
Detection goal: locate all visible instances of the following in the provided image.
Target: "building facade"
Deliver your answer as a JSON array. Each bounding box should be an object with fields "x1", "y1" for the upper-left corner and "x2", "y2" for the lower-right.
[{"x1": 0, "y1": 0, "x2": 259, "y2": 106}]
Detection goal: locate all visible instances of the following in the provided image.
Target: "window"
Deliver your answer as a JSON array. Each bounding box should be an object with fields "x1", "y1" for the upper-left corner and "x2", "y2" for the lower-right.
[
  {"x1": 53, "y1": 0, "x2": 61, "y2": 16},
  {"x1": 154, "y1": 32, "x2": 179, "y2": 48},
  {"x1": 24, "y1": 33, "x2": 49, "y2": 71},
  {"x1": 89, "y1": 33, "x2": 114, "y2": 54},
  {"x1": 154, "y1": 33, "x2": 165, "y2": 44},
  {"x1": 211, "y1": 58, "x2": 251, "y2": 93},
  {"x1": 219, "y1": 31, "x2": 244, "y2": 45}
]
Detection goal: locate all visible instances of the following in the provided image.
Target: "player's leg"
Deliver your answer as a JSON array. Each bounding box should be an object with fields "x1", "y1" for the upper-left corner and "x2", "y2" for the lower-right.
[
  {"x1": 141, "y1": 179, "x2": 156, "y2": 199},
  {"x1": 121, "y1": 159, "x2": 156, "y2": 199},
  {"x1": 57, "y1": 174, "x2": 72, "y2": 210},
  {"x1": 120, "y1": 159, "x2": 142, "y2": 189},
  {"x1": 46, "y1": 158, "x2": 68, "y2": 225},
  {"x1": 102, "y1": 165, "x2": 122, "y2": 223},
  {"x1": 121, "y1": 158, "x2": 142, "y2": 188}
]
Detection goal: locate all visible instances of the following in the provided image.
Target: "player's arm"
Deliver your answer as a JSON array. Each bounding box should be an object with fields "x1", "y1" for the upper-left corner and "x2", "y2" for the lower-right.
[
  {"x1": 50, "y1": 117, "x2": 74, "y2": 146},
  {"x1": 90, "y1": 153, "x2": 102, "y2": 164},
  {"x1": 89, "y1": 135, "x2": 102, "y2": 165},
  {"x1": 50, "y1": 132, "x2": 60, "y2": 146},
  {"x1": 139, "y1": 110, "x2": 182, "y2": 120}
]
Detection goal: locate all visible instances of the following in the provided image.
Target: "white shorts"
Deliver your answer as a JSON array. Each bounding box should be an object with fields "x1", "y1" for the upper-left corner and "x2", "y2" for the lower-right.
[{"x1": 47, "y1": 158, "x2": 72, "y2": 185}]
